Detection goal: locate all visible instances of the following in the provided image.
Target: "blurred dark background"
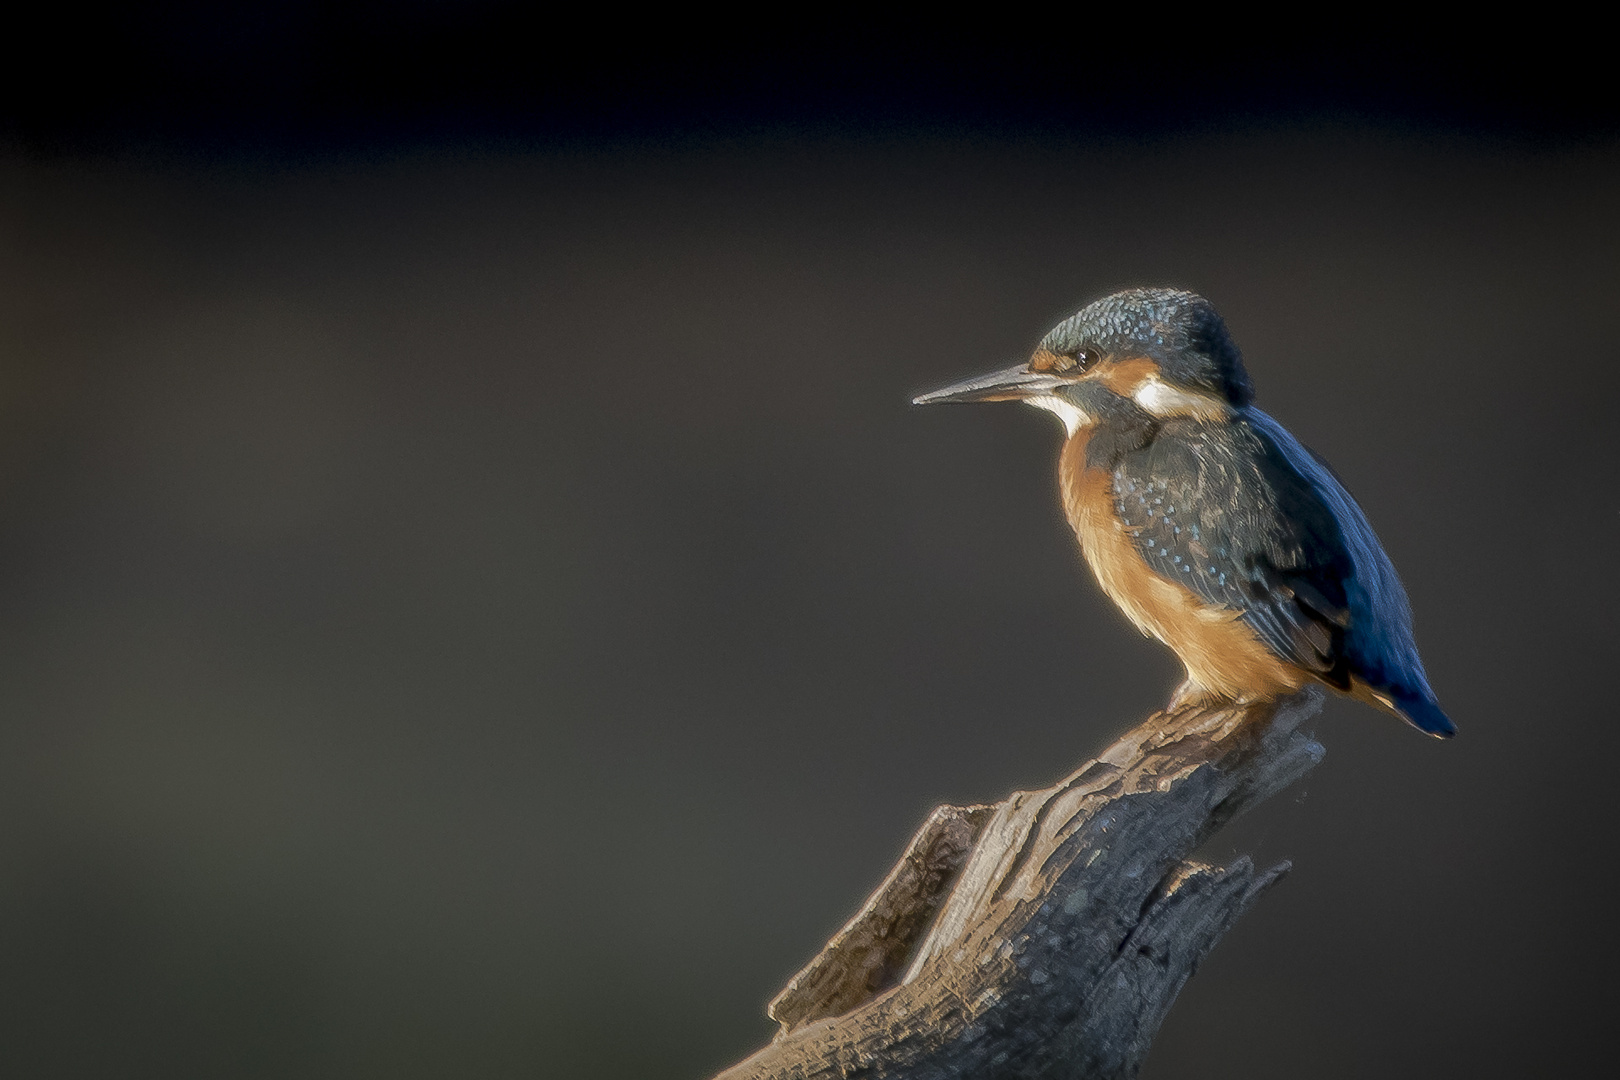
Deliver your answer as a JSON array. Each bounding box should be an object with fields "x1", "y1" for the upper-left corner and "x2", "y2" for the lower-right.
[{"x1": 2, "y1": 6, "x2": 1617, "y2": 1078}]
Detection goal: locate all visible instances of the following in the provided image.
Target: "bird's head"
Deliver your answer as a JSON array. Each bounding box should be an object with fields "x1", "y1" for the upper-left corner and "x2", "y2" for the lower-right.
[{"x1": 914, "y1": 288, "x2": 1253, "y2": 433}]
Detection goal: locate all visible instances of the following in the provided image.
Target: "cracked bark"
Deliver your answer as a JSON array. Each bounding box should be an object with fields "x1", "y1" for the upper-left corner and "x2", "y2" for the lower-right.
[{"x1": 712, "y1": 689, "x2": 1326, "y2": 1080}]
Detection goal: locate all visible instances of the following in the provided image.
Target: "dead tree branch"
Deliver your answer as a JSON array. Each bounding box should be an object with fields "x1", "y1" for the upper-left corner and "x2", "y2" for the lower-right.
[{"x1": 713, "y1": 689, "x2": 1326, "y2": 1080}]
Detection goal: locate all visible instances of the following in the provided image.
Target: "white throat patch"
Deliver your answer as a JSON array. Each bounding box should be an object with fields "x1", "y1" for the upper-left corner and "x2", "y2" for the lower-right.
[{"x1": 1024, "y1": 394, "x2": 1091, "y2": 436}]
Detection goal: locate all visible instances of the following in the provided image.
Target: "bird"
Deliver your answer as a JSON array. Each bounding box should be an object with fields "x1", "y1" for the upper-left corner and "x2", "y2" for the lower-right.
[{"x1": 913, "y1": 287, "x2": 1454, "y2": 737}]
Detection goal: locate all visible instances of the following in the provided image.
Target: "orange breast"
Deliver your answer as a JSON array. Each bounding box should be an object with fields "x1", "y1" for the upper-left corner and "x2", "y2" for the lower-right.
[{"x1": 1058, "y1": 433, "x2": 1310, "y2": 703}]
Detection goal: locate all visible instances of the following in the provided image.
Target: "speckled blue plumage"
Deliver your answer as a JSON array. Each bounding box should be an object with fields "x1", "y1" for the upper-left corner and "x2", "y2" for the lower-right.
[{"x1": 1040, "y1": 288, "x2": 1254, "y2": 407}]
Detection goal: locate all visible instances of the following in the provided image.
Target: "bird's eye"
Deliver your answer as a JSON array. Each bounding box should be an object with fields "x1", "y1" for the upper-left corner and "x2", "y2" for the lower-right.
[
  {"x1": 1060, "y1": 346, "x2": 1101, "y2": 372},
  {"x1": 1032, "y1": 345, "x2": 1102, "y2": 374}
]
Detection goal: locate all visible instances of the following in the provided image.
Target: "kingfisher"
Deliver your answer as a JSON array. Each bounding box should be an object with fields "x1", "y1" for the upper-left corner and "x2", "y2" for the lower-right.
[{"x1": 914, "y1": 287, "x2": 1454, "y2": 737}]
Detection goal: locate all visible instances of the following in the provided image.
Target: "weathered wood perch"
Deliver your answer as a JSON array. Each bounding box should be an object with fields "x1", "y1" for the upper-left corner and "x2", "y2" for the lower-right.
[{"x1": 713, "y1": 689, "x2": 1326, "y2": 1080}]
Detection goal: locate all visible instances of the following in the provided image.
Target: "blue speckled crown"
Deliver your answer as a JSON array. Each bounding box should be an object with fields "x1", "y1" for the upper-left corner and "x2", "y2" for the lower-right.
[{"x1": 1040, "y1": 288, "x2": 1253, "y2": 406}]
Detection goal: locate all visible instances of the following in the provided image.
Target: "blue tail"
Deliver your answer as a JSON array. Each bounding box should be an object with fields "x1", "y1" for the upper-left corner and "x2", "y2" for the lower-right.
[{"x1": 1391, "y1": 688, "x2": 1457, "y2": 738}]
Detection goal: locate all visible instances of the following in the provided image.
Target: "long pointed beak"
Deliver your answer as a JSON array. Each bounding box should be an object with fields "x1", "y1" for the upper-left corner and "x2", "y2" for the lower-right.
[{"x1": 912, "y1": 364, "x2": 1066, "y2": 405}]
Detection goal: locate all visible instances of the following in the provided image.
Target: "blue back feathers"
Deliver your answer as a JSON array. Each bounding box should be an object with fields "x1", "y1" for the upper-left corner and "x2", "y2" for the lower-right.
[{"x1": 1245, "y1": 410, "x2": 1455, "y2": 737}]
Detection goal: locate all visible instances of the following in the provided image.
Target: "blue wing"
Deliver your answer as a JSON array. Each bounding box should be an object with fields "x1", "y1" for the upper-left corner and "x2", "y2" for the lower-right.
[
  {"x1": 1113, "y1": 410, "x2": 1453, "y2": 736},
  {"x1": 1113, "y1": 416, "x2": 1354, "y2": 684},
  {"x1": 1244, "y1": 410, "x2": 1452, "y2": 735}
]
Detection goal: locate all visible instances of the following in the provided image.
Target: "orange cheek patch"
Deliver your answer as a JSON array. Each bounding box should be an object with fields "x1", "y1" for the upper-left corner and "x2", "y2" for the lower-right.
[{"x1": 1091, "y1": 356, "x2": 1160, "y2": 397}]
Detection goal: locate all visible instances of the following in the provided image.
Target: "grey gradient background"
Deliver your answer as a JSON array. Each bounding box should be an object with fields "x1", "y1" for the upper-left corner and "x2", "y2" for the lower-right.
[{"x1": 3, "y1": 10, "x2": 1618, "y2": 1079}]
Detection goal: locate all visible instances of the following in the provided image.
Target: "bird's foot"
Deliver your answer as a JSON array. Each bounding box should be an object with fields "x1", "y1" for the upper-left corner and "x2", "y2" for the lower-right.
[{"x1": 1167, "y1": 680, "x2": 1228, "y2": 714}]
